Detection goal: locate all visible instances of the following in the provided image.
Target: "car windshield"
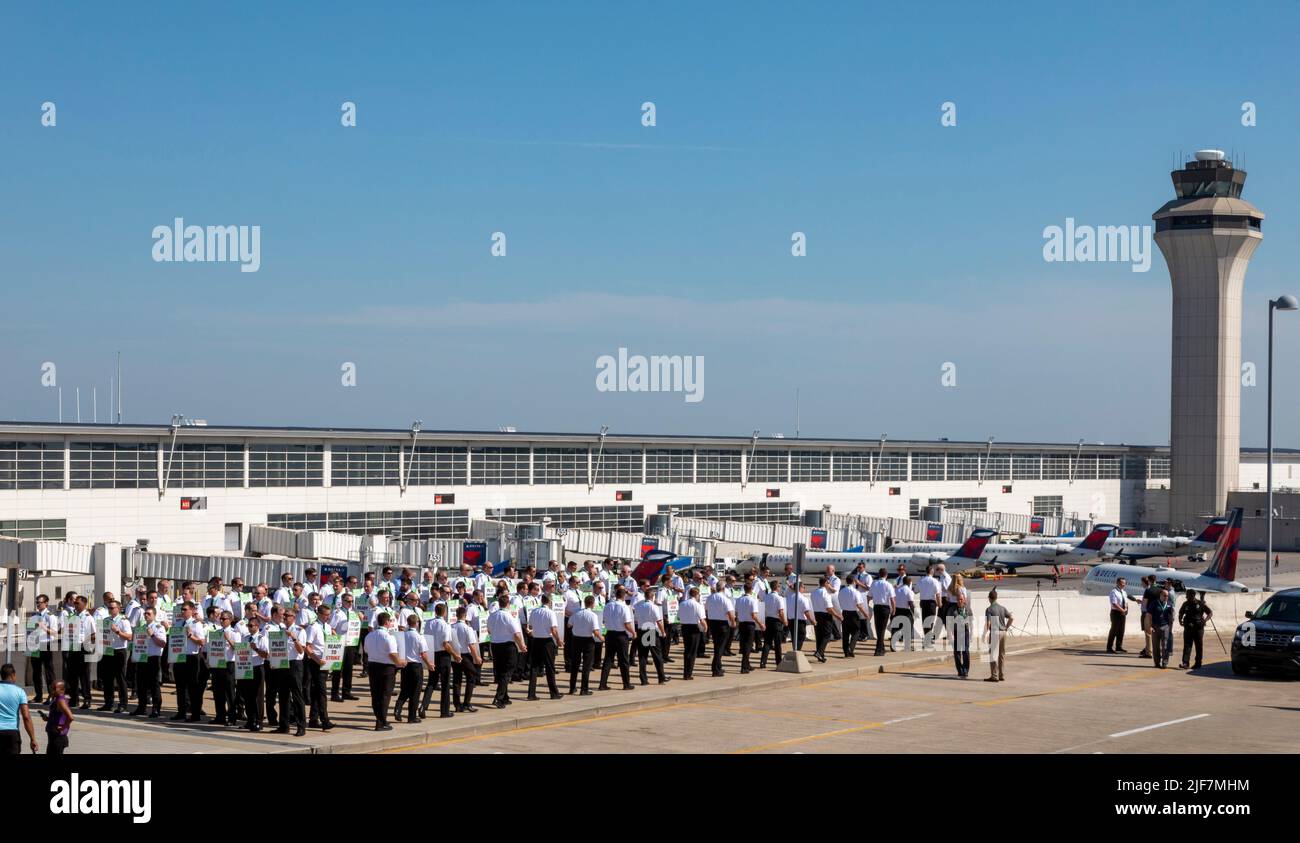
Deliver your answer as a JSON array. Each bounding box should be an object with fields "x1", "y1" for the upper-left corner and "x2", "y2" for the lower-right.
[{"x1": 1254, "y1": 597, "x2": 1300, "y2": 623}]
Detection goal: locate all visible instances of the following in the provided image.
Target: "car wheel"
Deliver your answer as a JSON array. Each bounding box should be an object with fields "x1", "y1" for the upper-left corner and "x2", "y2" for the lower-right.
[{"x1": 1230, "y1": 658, "x2": 1250, "y2": 676}]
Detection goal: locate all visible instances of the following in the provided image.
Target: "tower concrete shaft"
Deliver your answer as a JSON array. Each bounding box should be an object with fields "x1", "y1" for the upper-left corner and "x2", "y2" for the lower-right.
[{"x1": 1154, "y1": 150, "x2": 1263, "y2": 532}]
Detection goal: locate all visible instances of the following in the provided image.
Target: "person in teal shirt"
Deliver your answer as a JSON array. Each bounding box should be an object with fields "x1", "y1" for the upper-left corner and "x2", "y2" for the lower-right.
[{"x1": 0, "y1": 663, "x2": 39, "y2": 755}]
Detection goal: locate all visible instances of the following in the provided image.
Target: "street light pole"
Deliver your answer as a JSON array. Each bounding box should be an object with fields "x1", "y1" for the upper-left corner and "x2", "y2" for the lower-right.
[{"x1": 1266, "y1": 294, "x2": 1298, "y2": 591}]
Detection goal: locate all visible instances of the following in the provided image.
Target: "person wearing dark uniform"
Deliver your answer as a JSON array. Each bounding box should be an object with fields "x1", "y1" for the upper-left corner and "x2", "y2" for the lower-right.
[
  {"x1": 568, "y1": 596, "x2": 603, "y2": 695},
  {"x1": 632, "y1": 591, "x2": 669, "y2": 685},
  {"x1": 1178, "y1": 591, "x2": 1212, "y2": 670},
  {"x1": 733, "y1": 583, "x2": 764, "y2": 674},
  {"x1": 526, "y1": 592, "x2": 563, "y2": 700},
  {"x1": 677, "y1": 588, "x2": 707, "y2": 680},
  {"x1": 598, "y1": 586, "x2": 636, "y2": 691},
  {"x1": 487, "y1": 593, "x2": 527, "y2": 708},
  {"x1": 363, "y1": 612, "x2": 405, "y2": 730},
  {"x1": 420, "y1": 602, "x2": 460, "y2": 719},
  {"x1": 1106, "y1": 578, "x2": 1129, "y2": 654},
  {"x1": 451, "y1": 605, "x2": 482, "y2": 712}
]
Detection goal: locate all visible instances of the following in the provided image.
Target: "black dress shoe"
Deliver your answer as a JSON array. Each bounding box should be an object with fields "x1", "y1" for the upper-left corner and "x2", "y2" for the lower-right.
[
  {"x1": 621, "y1": 685, "x2": 634, "y2": 691},
  {"x1": 526, "y1": 695, "x2": 539, "y2": 701},
  {"x1": 129, "y1": 708, "x2": 145, "y2": 716},
  {"x1": 170, "y1": 713, "x2": 187, "y2": 721},
  {"x1": 375, "y1": 723, "x2": 393, "y2": 731},
  {"x1": 658, "y1": 678, "x2": 671, "y2": 684},
  {"x1": 580, "y1": 690, "x2": 594, "y2": 696},
  {"x1": 550, "y1": 693, "x2": 563, "y2": 699},
  {"x1": 212, "y1": 717, "x2": 228, "y2": 726},
  {"x1": 97, "y1": 704, "x2": 113, "y2": 711},
  {"x1": 113, "y1": 705, "x2": 126, "y2": 714},
  {"x1": 320, "y1": 722, "x2": 335, "y2": 731},
  {"x1": 440, "y1": 712, "x2": 454, "y2": 718},
  {"x1": 331, "y1": 695, "x2": 343, "y2": 703},
  {"x1": 149, "y1": 711, "x2": 161, "y2": 718},
  {"x1": 295, "y1": 726, "x2": 306, "y2": 736},
  {"x1": 597, "y1": 685, "x2": 610, "y2": 691},
  {"x1": 343, "y1": 694, "x2": 360, "y2": 701},
  {"x1": 464, "y1": 705, "x2": 478, "y2": 713},
  {"x1": 275, "y1": 725, "x2": 290, "y2": 734},
  {"x1": 187, "y1": 715, "x2": 202, "y2": 722}
]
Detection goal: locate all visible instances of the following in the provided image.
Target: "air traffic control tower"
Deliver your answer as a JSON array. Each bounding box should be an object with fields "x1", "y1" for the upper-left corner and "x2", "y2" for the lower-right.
[{"x1": 1154, "y1": 150, "x2": 1263, "y2": 531}]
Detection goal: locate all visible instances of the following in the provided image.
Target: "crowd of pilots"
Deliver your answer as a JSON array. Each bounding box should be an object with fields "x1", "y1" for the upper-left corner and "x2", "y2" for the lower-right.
[{"x1": 23, "y1": 556, "x2": 985, "y2": 734}]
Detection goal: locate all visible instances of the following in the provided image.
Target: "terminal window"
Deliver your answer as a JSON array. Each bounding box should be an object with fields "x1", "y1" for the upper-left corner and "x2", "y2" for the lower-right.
[
  {"x1": 164, "y1": 442, "x2": 244, "y2": 488},
  {"x1": 1012, "y1": 454, "x2": 1042, "y2": 480},
  {"x1": 696, "y1": 449, "x2": 742, "y2": 483},
  {"x1": 500, "y1": 505, "x2": 644, "y2": 532},
  {"x1": 267, "y1": 509, "x2": 468, "y2": 539},
  {"x1": 645, "y1": 449, "x2": 694, "y2": 483},
  {"x1": 831, "y1": 451, "x2": 872, "y2": 482},
  {"x1": 595, "y1": 448, "x2": 644, "y2": 485},
  {"x1": 250, "y1": 444, "x2": 324, "y2": 487},
  {"x1": 1147, "y1": 457, "x2": 1170, "y2": 480},
  {"x1": 406, "y1": 446, "x2": 468, "y2": 486},
  {"x1": 932, "y1": 496, "x2": 987, "y2": 511},
  {"x1": 0, "y1": 518, "x2": 66, "y2": 540},
  {"x1": 947, "y1": 454, "x2": 979, "y2": 481},
  {"x1": 533, "y1": 448, "x2": 589, "y2": 485},
  {"x1": 658, "y1": 501, "x2": 799, "y2": 525},
  {"x1": 875, "y1": 452, "x2": 908, "y2": 482},
  {"x1": 1071, "y1": 453, "x2": 1098, "y2": 480},
  {"x1": 1042, "y1": 455, "x2": 1071, "y2": 480},
  {"x1": 747, "y1": 449, "x2": 789, "y2": 483},
  {"x1": 1032, "y1": 495, "x2": 1064, "y2": 517},
  {"x1": 470, "y1": 446, "x2": 530, "y2": 485},
  {"x1": 70, "y1": 442, "x2": 158, "y2": 489},
  {"x1": 791, "y1": 451, "x2": 830, "y2": 482},
  {"x1": 330, "y1": 445, "x2": 401, "y2": 487},
  {"x1": 0, "y1": 441, "x2": 65, "y2": 490},
  {"x1": 979, "y1": 453, "x2": 1010, "y2": 481},
  {"x1": 1097, "y1": 455, "x2": 1122, "y2": 479},
  {"x1": 911, "y1": 452, "x2": 945, "y2": 481}
]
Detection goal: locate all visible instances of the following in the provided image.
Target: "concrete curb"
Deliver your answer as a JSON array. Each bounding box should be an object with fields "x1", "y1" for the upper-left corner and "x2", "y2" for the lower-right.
[{"x1": 309, "y1": 634, "x2": 1097, "y2": 754}]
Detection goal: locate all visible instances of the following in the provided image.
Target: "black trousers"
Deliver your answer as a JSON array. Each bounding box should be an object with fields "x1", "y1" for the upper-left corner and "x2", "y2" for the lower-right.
[
  {"x1": 660, "y1": 623, "x2": 674, "y2": 663},
  {"x1": 29, "y1": 650, "x2": 55, "y2": 701},
  {"x1": 421, "y1": 651, "x2": 453, "y2": 716},
  {"x1": 707, "y1": 620, "x2": 729, "y2": 675},
  {"x1": 279, "y1": 661, "x2": 306, "y2": 728},
  {"x1": 563, "y1": 624, "x2": 576, "y2": 672},
  {"x1": 569, "y1": 637, "x2": 595, "y2": 693},
  {"x1": 490, "y1": 642, "x2": 518, "y2": 703},
  {"x1": 1107, "y1": 610, "x2": 1127, "y2": 651},
  {"x1": 395, "y1": 661, "x2": 423, "y2": 719},
  {"x1": 174, "y1": 658, "x2": 203, "y2": 718},
  {"x1": 894, "y1": 608, "x2": 915, "y2": 649},
  {"x1": 788, "y1": 619, "x2": 808, "y2": 651},
  {"x1": 738, "y1": 622, "x2": 758, "y2": 671},
  {"x1": 920, "y1": 600, "x2": 938, "y2": 646},
  {"x1": 102, "y1": 650, "x2": 128, "y2": 707},
  {"x1": 813, "y1": 612, "x2": 832, "y2": 657},
  {"x1": 873, "y1": 606, "x2": 891, "y2": 655},
  {"x1": 332, "y1": 645, "x2": 356, "y2": 696},
  {"x1": 1180, "y1": 625, "x2": 1204, "y2": 667},
  {"x1": 634, "y1": 629, "x2": 665, "y2": 683},
  {"x1": 841, "y1": 612, "x2": 859, "y2": 656},
  {"x1": 367, "y1": 662, "x2": 397, "y2": 725},
  {"x1": 528, "y1": 638, "x2": 559, "y2": 697},
  {"x1": 600, "y1": 630, "x2": 632, "y2": 687},
  {"x1": 45, "y1": 733, "x2": 68, "y2": 755},
  {"x1": 452, "y1": 655, "x2": 478, "y2": 709},
  {"x1": 238, "y1": 665, "x2": 265, "y2": 727},
  {"x1": 306, "y1": 660, "x2": 330, "y2": 725},
  {"x1": 681, "y1": 625, "x2": 701, "y2": 678},
  {"x1": 65, "y1": 651, "x2": 91, "y2": 706},
  {"x1": 135, "y1": 656, "x2": 162, "y2": 713},
  {"x1": 1, "y1": 730, "x2": 19, "y2": 755},
  {"x1": 760, "y1": 618, "x2": 783, "y2": 667},
  {"x1": 265, "y1": 666, "x2": 281, "y2": 725},
  {"x1": 210, "y1": 661, "x2": 233, "y2": 720}
]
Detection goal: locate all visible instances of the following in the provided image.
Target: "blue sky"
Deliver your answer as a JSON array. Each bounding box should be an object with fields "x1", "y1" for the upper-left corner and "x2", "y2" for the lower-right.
[{"x1": 2, "y1": 1, "x2": 1298, "y2": 446}]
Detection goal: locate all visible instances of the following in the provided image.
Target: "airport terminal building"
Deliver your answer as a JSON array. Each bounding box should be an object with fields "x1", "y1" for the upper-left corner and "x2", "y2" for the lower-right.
[{"x1": 2, "y1": 421, "x2": 1297, "y2": 554}]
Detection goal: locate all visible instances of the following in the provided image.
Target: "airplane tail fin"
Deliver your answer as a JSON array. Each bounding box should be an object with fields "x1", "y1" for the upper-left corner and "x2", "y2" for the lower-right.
[
  {"x1": 950, "y1": 529, "x2": 997, "y2": 562},
  {"x1": 1201, "y1": 508, "x2": 1243, "y2": 582},
  {"x1": 1193, "y1": 515, "x2": 1231, "y2": 545},
  {"x1": 1079, "y1": 524, "x2": 1116, "y2": 552}
]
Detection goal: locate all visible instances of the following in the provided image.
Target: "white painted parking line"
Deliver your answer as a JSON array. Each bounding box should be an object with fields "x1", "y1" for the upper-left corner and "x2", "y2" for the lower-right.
[
  {"x1": 883, "y1": 713, "x2": 934, "y2": 726},
  {"x1": 1109, "y1": 713, "x2": 1210, "y2": 739}
]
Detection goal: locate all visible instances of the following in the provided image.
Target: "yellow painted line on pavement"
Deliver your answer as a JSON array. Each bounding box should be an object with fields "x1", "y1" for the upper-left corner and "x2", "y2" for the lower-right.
[
  {"x1": 380, "y1": 703, "x2": 685, "y2": 752},
  {"x1": 681, "y1": 702, "x2": 876, "y2": 726},
  {"x1": 730, "y1": 712, "x2": 933, "y2": 755}
]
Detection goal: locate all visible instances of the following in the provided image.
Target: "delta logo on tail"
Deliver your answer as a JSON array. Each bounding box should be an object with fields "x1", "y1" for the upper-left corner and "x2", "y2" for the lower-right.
[
  {"x1": 1080, "y1": 524, "x2": 1116, "y2": 552},
  {"x1": 632, "y1": 548, "x2": 683, "y2": 583},
  {"x1": 951, "y1": 529, "x2": 997, "y2": 561},
  {"x1": 1193, "y1": 515, "x2": 1231, "y2": 548},
  {"x1": 1202, "y1": 508, "x2": 1242, "y2": 582}
]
